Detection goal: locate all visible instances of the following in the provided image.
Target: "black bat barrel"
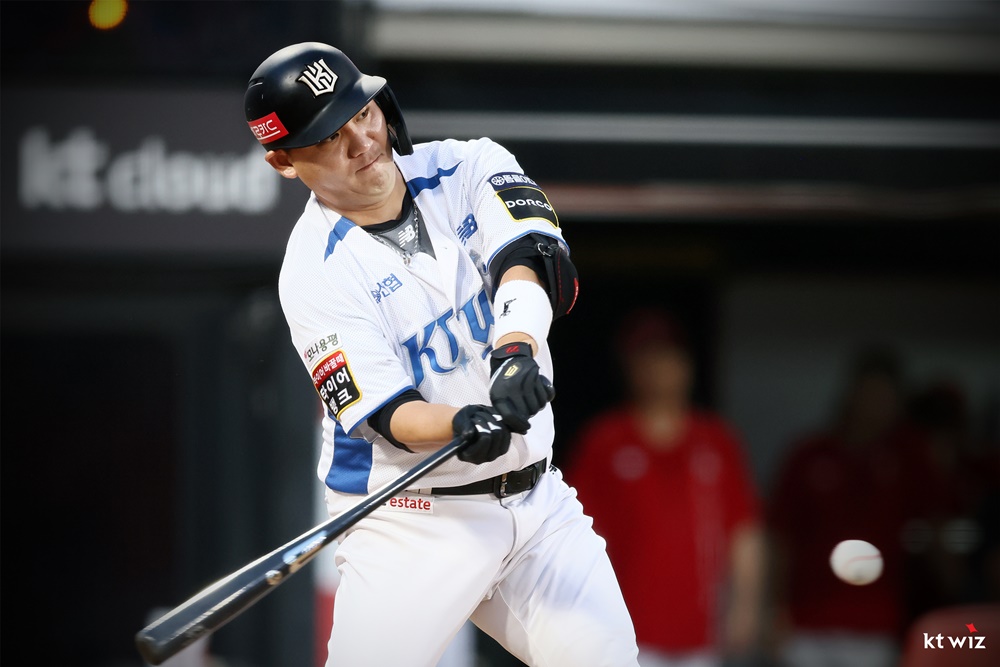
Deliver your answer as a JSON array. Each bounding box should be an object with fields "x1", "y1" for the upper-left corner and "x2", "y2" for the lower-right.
[{"x1": 135, "y1": 435, "x2": 470, "y2": 665}]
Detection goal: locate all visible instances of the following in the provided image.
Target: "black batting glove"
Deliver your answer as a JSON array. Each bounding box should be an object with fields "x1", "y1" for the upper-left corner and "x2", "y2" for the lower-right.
[
  {"x1": 452, "y1": 404, "x2": 512, "y2": 465},
  {"x1": 488, "y1": 342, "x2": 556, "y2": 435}
]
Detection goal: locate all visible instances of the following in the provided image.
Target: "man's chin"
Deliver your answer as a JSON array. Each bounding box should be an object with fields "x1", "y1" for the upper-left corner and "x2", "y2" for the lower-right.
[{"x1": 361, "y1": 161, "x2": 395, "y2": 189}]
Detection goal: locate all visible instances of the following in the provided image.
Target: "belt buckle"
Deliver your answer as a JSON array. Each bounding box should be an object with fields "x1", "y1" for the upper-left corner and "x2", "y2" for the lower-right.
[{"x1": 496, "y1": 472, "x2": 510, "y2": 498}]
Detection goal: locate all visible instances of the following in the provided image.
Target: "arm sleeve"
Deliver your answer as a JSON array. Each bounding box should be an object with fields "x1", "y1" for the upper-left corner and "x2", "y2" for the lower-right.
[{"x1": 367, "y1": 388, "x2": 426, "y2": 452}]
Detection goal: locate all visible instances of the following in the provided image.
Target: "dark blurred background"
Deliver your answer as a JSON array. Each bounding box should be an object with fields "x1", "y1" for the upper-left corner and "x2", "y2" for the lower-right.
[{"x1": 2, "y1": 1, "x2": 998, "y2": 666}]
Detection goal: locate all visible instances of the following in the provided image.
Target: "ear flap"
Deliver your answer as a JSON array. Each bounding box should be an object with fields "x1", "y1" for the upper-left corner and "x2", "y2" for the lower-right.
[{"x1": 374, "y1": 86, "x2": 413, "y2": 155}]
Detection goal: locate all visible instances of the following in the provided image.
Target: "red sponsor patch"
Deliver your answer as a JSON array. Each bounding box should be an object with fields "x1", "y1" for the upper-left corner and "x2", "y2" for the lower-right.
[
  {"x1": 247, "y1": 111, "x2": 289, "y2": 144},
  {"x1": 311, "y1": 350, "x2": 362, "y2": 417}
]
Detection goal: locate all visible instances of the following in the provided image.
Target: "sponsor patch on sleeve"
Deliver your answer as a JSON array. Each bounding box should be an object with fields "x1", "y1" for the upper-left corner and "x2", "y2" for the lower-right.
[
  {"x1": 311, "y1": 349, "x2": 362, "y2": 418},
  {"x1": 494, "y1": 185, "x2": 559, "y2": 228},
  {"x1": 487, "y1": 172, "x2": 558, "y2": 227},
  {"x1": 303, "y1": 332, "x2": 341, "y2": 366},
  {"x1": 488, "y1": 172, "x2": 540, "y2": 191}
]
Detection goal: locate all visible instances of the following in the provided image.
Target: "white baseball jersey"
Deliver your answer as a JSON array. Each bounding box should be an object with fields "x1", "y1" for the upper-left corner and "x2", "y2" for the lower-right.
[{"x1": 278, "y1": 137, "x2": 568, "y2": 494}]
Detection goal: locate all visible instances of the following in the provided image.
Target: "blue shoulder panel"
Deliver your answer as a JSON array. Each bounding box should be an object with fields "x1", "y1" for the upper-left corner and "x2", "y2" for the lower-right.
[
  {"x1": 324, "y1": 216, "x2": 356, "y2": 261},
  {"x1": 406, "y1": 162, "x2": 462, "y2": 198}
]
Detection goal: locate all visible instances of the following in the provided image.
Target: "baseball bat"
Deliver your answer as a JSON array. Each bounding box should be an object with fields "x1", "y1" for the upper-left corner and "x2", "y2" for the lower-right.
[{"x1": 135, "y1": 433, "x2": 471, "y2": 665}]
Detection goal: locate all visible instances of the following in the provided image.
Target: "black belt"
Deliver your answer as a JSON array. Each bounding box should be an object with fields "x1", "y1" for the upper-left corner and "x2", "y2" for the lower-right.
[{"x1": 432, "y1": 459, "x2": 547, "y2": 498}]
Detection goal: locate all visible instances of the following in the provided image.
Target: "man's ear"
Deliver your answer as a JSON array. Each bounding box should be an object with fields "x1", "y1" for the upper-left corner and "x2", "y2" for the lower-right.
[{"x1": 265, "y1": 150, "x2": 298, "y2": 179}]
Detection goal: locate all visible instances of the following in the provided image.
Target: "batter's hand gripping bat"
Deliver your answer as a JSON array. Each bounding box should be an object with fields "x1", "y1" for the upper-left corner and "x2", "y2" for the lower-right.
[{"x1": 135, "y1": 434, "x2": 472, "y2": 665}]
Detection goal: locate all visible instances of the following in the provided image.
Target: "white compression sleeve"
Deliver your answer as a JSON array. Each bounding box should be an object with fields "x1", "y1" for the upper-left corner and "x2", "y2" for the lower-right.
[{"x1": 492, "y1": 279, "x2": 553, "y2": 349}]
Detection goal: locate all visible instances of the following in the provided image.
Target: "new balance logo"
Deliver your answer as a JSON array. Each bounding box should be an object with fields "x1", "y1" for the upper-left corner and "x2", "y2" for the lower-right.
[
  {"x1": 456, "y1": 214, "x2": 478, "y2": 244},
  {"x1": 398, "y1": 224, "x2": 417, "y2": 245}
]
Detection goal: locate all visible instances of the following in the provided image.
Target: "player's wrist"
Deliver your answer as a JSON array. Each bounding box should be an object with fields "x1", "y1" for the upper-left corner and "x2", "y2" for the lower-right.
[
  {"x1": 489, "y1": 340, "x2": 533, "y2": 374},
  {"x1": 487, "y1": 343, "x2": 555, "y2": 435}
]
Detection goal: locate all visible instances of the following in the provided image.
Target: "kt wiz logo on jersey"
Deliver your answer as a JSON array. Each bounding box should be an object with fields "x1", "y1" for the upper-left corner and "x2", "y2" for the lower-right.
[
  {"x1": 489, "y1": 172, "x2": 559, "y2": 228},
  {"x1": 402, "y1": 288, "x2": 494, "y2": 387}
]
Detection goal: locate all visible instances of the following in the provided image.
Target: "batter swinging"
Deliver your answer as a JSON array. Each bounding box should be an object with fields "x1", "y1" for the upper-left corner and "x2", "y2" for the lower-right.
[{"x1": 245, "y1": 42, "x2": 639, "y2": 667}]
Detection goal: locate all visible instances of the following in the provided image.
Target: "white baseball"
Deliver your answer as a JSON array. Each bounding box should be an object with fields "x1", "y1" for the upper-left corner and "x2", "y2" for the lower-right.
[{"x1": 830, "y1": 539, "x2": 883, "y2": 585}]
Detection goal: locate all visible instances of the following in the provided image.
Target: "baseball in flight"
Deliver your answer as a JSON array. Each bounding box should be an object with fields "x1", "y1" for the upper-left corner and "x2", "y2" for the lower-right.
[{"x1": 829, "y1": 539, "x2": 883, "y2": 585}]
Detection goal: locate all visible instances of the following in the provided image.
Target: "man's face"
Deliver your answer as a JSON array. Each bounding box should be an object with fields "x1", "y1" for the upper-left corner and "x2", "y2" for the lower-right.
[
  {"x1": 625, "y1": 344, "x2": 692, "y2": 403},
  {"x1": 267, "y1": 102, "x2": 397, "y2": 212},
  {"x1": 847, "y1": 373, "x2": 901, "y2": 434}
]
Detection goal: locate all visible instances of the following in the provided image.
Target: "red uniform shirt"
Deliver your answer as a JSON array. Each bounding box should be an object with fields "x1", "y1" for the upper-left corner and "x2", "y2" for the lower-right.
[
  {"x1": 767, "y1": 431, "x2": 910, "y2": 638},
  {"x1": 565, "y1": 408, "x2": 760, "y2": 653}
]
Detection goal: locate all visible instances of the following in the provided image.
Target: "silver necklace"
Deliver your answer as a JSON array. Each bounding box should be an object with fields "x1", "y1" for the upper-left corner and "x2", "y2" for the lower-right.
[
  {"x1": 369, "y1": 202, "x2": 423, "y2": 265},
  {"x1": 371, "y1": 231, "x2": 415, "y2": 265}
]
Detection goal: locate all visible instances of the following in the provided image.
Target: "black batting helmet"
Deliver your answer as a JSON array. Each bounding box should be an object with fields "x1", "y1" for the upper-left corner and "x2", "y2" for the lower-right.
[{"x1": 244, "y1": 42, "x2": 412, "y2": 154}]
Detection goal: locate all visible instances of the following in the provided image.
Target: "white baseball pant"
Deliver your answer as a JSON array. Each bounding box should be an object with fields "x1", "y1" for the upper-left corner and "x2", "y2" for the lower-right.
[{"x1": 323, "y1": 465, "x2": 640, "y2": 666}]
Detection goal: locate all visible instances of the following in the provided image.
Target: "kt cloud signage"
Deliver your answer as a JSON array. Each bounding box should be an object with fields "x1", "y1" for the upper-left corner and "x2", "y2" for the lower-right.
[{"x1": 2, "y1": 88, "x2": 307, "y2": 258}]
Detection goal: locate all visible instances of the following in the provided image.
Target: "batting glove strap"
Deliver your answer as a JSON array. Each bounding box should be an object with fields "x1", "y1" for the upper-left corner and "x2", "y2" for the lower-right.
[
  {"x1": 489, "y1": 341, "x2": 532, "y2": 374},
  {"x1": 488, "y1": 346, "x2": 555, "y2": 435}
]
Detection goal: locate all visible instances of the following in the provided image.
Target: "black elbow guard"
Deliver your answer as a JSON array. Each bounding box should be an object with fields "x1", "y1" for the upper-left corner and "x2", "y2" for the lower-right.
[
  {"x1": 538, "y1": 238, "x2": 579, "y2": 318},
  {"x1": 490, "y1": 234, "x2": 579, "y2": 319}
]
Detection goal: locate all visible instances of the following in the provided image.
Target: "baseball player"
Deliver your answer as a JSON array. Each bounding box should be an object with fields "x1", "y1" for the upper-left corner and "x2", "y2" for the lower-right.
[{"x1": 245, "y1": 42, "x2": 639, "y2": 667}]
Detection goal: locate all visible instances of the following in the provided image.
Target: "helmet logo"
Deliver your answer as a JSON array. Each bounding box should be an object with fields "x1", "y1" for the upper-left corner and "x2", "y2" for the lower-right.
[{"x1": 297, "y1": 59, "x2": 338, "y2": 97}]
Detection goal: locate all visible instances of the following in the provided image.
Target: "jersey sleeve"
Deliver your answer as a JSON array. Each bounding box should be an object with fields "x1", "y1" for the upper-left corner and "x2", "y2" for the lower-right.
[
  {"x1": 281, "y1": 270, "x2": 415, "y2": 439},
  {"x1": 461, "y1": 138, "x2": 568, "y2": 276}
]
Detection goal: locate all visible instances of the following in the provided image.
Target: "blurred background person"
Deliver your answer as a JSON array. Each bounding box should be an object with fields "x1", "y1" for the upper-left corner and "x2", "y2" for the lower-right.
[
  {"x1": 565, "y1": 307, "x2": 766, "y2": 667},
  {"x1": 767, "y1": 346, "x2": 913, "y2": 667},
  {"x1": 966, "y1": 390, "x2": 1000, "y2": 607},
  {"x1": 899, "y1": 380, "x2": 983, "y2": 620},
  {"x1": 898, "y1": 379, "x2": 1000, "y2": 618}
]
